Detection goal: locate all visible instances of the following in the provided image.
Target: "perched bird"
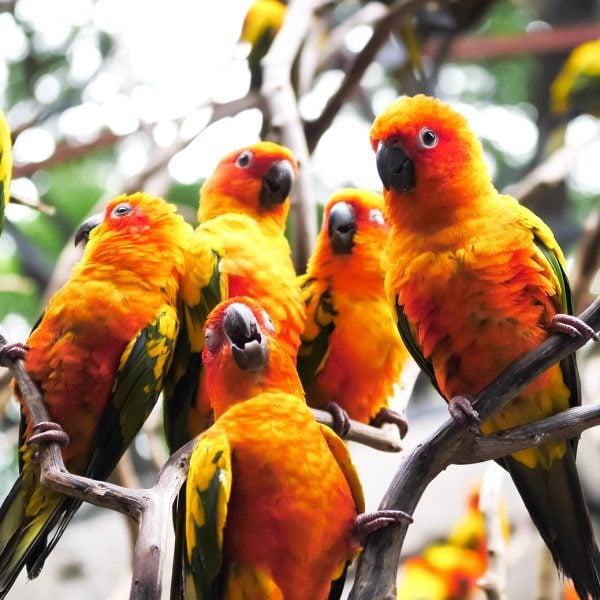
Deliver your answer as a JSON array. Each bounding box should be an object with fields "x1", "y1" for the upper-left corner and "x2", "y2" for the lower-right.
[
  {"x1": 164, "y1": 141, "x2": 305, "y2": 452},
  {"x1": 551, "y1": 38, "x2": 600, "y2": 117},
  {"x1": 0, "y1": 109, "x2": 12, "y2": 236},
  {"x1": 371, "y1": 94, "x2": 600, "y2": 599},
  {"x1": 0, "y1": 193, "x2": 191, "y2": 596},
  {"x1": 297, "y1": 188, "x2": 409, "y2": 435},
  {"x1": 239, "y1": 0, "x2": 286, "y2": 90},
  {"x1": 181, "y1": 297, "x2": 364, "y2": 599}
]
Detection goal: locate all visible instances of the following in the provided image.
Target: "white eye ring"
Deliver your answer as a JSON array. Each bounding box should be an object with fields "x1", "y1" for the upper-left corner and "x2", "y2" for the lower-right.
[
  {"x1": 419, "y1": 128, "x2": 438, "y2": 149},
  {"x1": 369, "y1": 209, "x2": 385, "y2": 225},
  {"x1": 235, "y1": 151, "x2": 253, "y2": 168},
  {"x1": 111, "y1": 203, "x2": 132, "y2": 217}
]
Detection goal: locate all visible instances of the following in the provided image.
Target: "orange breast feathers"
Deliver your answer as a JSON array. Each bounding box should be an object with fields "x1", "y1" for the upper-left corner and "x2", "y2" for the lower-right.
[
  {"x1": 19, "y1": 192, "x2": 190, "y2": 468},
  {"x1": 298, "y1": 188, "x2": 409, "y2": 423},
  {"x1": 217, "y1": 394, "x2": 360, "y2": 600}
]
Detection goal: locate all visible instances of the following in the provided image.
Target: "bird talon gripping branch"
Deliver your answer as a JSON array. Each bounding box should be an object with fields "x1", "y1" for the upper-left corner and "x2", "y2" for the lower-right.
[
  {"x1": 371, "y1": 407, "x2": 409, "y2": 439},
  {"x1": 551, "y1": 313, "x2": 599, "y2": 342},
  {"x1": 448, "y1": 395, "x2": 480, "y2": 429},
  {"x1": 0, "y1": 342, "x2": 28, "y2": 365},
  {"x1": 27, "y1": 421, "x2": 70, "y2": 449},
  {"x1": 323, "y1": 402, "x2": 351, "y2": 438},
  {"x1": 355, "y1": 510, "x2": 413, "y2": 544}
]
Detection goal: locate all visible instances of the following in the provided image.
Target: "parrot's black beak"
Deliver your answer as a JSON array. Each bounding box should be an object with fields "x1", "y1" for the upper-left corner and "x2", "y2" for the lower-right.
[
  {"x1": 223, "y1": 303, "x2": 269, "y2": 372},
  {"x1": 74, "y1": 212, "x2": 103, "y2": 246},
  {"x1": 376, "y1": 141, "x2": 416, "y2": 193},
  {"x1": 328, "y1": 201, "x2": 356, "y2": 255},
  {"x1": 260, "y1": 160, "x2": 294, "y2": 209}
]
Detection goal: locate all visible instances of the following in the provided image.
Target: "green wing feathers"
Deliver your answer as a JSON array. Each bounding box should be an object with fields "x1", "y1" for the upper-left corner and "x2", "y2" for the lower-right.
[
  {"x1": 185, "y1": 428, "x2": 232, "y2": 600},
  {"x1": 164, "y1": 248, "x2": 223, "y2": 453},
  {"x1": 296, "y1": 277, "x2": 336, "y2": 388}
]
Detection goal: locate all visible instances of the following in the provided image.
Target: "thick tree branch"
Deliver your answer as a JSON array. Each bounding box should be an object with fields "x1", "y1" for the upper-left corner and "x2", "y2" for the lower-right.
[
  {"x1": 349, "y1": 295, "x2": 600, "y2": 599},
  {"x1": 261, "y1": 0, "x2": 319, "y2": 271}
]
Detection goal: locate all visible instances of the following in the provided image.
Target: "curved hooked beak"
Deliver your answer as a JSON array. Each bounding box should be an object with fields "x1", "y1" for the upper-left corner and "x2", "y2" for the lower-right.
[
  {"x1": 375, "y1": 141, "x2": 416, "y2": 193},
  {"x1": 259, "y1": 160, "x2": 294, "y2": 209},
  {"x1": 223, "y1": 303, "x2": 269, "y2": 372},
  {"x1": 74, "y1": 212, "x2": 103, "y2": 246},
  {"x1": 328, "y1": 201, "x2": 356, "y2": 255}
]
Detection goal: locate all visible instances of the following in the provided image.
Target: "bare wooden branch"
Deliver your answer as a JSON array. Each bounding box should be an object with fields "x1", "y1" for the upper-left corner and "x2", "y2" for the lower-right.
[
  {"x1": 0, "y1": 333, "x2": 195, "y2": 600},
  {"x1": 304, "y1": 0, "x2": 427, "y2": 153},
  {"x1": 349, "y1": 296, "x2": 600, "y2": 599},
  {"x1": 311, "y1": 407, "x2": 402, "y2": 452},
  {"x1": 572, "y1": 209, "x2": 600, "y2": 314},
  {"x1": 261, "y1": 0, "x2": 319, "y2": 271},
  {"x1": 477, "y1": 464, "x2": 508, "y2": 600}
]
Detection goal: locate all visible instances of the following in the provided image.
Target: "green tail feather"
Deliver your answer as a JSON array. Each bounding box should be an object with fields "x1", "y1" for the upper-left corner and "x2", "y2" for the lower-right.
[
  {"x1": 503, "y1": 450, "x2": 600, "y2": 600},
  {"x1": 0, "y1": 475, "x2": 81, "y2": 598}
]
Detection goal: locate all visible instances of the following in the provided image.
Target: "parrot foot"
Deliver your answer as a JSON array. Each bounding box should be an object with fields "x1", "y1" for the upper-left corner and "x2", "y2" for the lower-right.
[
  {"x1": 354, "y1": 510, "x2": 413, "y2": 544},
  {"x1": 0, "y1": 342, "x2": 28, "y2": 365},
  {"x1": 28, "y1": 421, "x2": 70, "y2": 452},
  {"x1": 551, "y1": 314, "x2": 599, "y2": 341},
  {"x1": 370, "y1": 407, "x2": 409, "y2": 439},
  {"x1": 448, "y1": 395, "x2": 480, "y2": 428},
  {"x1": 323, "y1": 402, "x2": 351, "y2": 438}
]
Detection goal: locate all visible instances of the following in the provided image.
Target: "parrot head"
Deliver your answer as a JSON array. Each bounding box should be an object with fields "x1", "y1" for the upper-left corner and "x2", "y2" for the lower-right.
[
  {"x1": 323, "y1": 188, "x2": 388, "y2": 257},
  {"x1": 75, "y1": 192, "x2": 185, "y2": 246},
  {"x1": 370, "y1": 95, "x2": 492, "y2": 226},
  {"x1": 202, "y1": 296, "x2": 303, "y2": 417},
  {"x1": 198, "y1": 141, "x2": 297, "y2": 228}
]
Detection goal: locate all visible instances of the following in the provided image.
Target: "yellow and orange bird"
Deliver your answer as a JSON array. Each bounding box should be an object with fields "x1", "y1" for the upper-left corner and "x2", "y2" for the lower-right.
[
  {"x1": 0, "y1": 193, "x2": 191, "y2": 597},
  {"x1": 164, "y1": 141, "x2": 305, "y2": 452},
  {"x1": 180, "y1": 297, "x2": 364, "y2": 599},
  {"x1": 297, "y1": 188, "x2": 409, "y2": 435},
  {"x1": 240, "y1": 0, "x2": 287, "y2": 90},
  {"x1": 0, "y1": 109, "x2": 12, "y2": 236},
  {"x1": 551, "y1": 38, "x2": 600, "y2": 117},
  {"x1": 371, "y1": 94, "x2": 600, "y2": 600},
  {"x1": 398, "y1": 487, "x2": 509, "y2": 600}
]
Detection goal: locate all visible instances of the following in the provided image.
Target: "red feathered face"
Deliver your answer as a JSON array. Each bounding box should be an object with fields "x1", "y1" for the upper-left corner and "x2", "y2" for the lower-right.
[
  {"x1": 200, "y1": 141, "x2": 298, "y2": 218},
  {"x1": 370, "y1": 94, "x2": 485, "y2": 195},
  {"x1": 103, "y1": 199, "x2": 152, "y2": 233}
]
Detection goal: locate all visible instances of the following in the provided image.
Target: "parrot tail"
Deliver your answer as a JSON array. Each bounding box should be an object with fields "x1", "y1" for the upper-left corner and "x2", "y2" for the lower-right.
[
  {"x1": 0, "y1": 476, "x2": 80, "y2": 598},
  {"x1": 505, "y1": 450, "x2": 600, "y2": 600}
]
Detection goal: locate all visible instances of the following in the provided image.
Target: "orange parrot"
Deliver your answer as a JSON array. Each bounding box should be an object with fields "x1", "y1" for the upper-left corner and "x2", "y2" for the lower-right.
[
  {"x1": 297, "y1": 188, "x2": 410, "y2": 435},
  {"x1": 164, "y1": 141, "x2": 305, "y2": 452},
  {"x1": 181, "y1": 297, "x2": 360, "y2": 599},
  {"x1": 0, "y1": 193, "x2": 191, "y2": 596},
  {"x1": 371, "y1": 94, "x2": 600, "y2": 599},
  {"x1": 178, "y1": 297, "x2": 407, "y2": 599}
]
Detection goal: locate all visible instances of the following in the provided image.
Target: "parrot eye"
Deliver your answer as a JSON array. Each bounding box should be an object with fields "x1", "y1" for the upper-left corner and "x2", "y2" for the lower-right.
[
  {"x1": 369, "y1": 209, "x2": 385, "y2": 225},
  {"x1": 262, "y1": 311, "x2": 274, "y2": 332},
  {"x1": 419, "y1": 128, "x2": 438, "y2": 149},
  {"x1": 204, "y1": 328, "x2": 221, "y2": 353},
  {"x1": 235, "y1": 151, "x2": 253, "y2": 168},
  {"x1": 111, "y1": 203, "x2": 132, "y2": 218}
]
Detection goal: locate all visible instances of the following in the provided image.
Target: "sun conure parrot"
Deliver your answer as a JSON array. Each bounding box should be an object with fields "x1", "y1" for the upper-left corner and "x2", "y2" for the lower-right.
[
  {"x1": 0, "y1": 192, "x2": 191, "y2": 597},
  {"x1": 371, "y1": 94, "x2": 600, "y2": 600},
  {"x1": 297, "y1": 188, "x2": 410, "y2": 436},
  {"x1": 240, "y1": 0, "x2": 286, "y2": 90},
  {"x1": 0, "y1": 109, "x2": 12, "y2": 236},
  {"x1": 551, "y1": 38, "x2": 600, "y2": 117},
  {"x1": 180, "y1": 296, "x2": 372, "y2": 600},
  {"x1": 164, "y1": 141, "x2": 305, "y2": 453}
]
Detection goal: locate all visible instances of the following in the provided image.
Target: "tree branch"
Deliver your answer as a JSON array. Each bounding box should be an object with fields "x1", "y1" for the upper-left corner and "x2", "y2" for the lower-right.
[
  {"x1": 349, "y1": 295, "x2": 600, "y2": 599},
  {"x1": 304, "y1": 0, "x2": 426, "y2": 153},
  {"x1": 261, "y1": 0, "x2": 319, "y2": 271}
]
